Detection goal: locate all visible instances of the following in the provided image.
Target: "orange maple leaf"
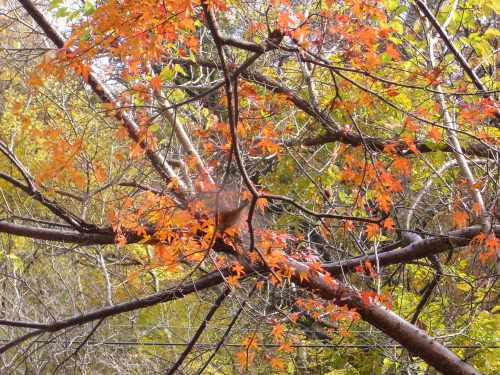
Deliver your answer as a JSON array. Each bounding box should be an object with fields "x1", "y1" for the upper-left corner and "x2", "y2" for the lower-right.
[
  {"x1": 278, "y1": 342, "x2": 293, "y2": 352},
  {"x1": 339, "y1": 328, "x2": 351, "y2": 337},
  {"x1": 150, "y1": 75, "x2": 162, "y2": 90},
  {"x1": 386, "y1": 43, "x2": 400, "y2": 61},
  {"x1": 242, "y1": 334, "x2": 259, "y2": 350},
  {"x1": 323, "y1": 272, "x2": 336, "y2": 288},
  {"x1": 256, "y1": 197, "x2": 267, "y2": 214},
  {"x1": 383, "y1": 217, "x2": 395, "y2": 231},
  {"x1": 269, "y1": 357, "x2": 285, "y2": 371},
  {"x1": 365, "y1": 223, "x2": 380, "y2": 240},
  {"x1": 298, "y1": 270, "x2": 309, "y2": 282},
  {"x1": 277, "y1": 12, "x2": 293, "y2": 30},
  {"x1": 231, "y1": 262, "x2": 246, "y2": 277},
  {"x1": 484, "y1": 234, "x2": 499, "y2": 253},
  {"x1": 26, "y1": 73, "x2": 43, "y2": 88},
  {"x1": 226, "y1": 275, "x2": 241, "y2": 286},
  {"x1": 452, "y1": 211, "x2": 469, "y2": 228},
  {"x1": 428, "y1": 127, "x2": 443, "y2": 142}
]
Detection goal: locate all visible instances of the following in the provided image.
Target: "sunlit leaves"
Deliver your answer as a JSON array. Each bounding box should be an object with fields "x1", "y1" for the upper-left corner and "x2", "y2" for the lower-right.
[
  {"x1": 428, "y1": 127, "x2": 443, "y2": 142},
  {"x1": 383, "y1": 217, "x2": 395, "y2": 231},
  {"x1": 9, "y1": 0, "x2": 499, "y2": 371},
  {"x1": 365, "y1": 223, "x2": 381, "y2": 241},
  {"x1": 385, "y1": 43, "x2": 400, "y2": 61},
  {"x1": 452, "y1": 211, "x2": 469, "y2": 229},
  {"x1": 235, "y1": 334, "x2": 259, "y2": 369},
  {"x1": 31, "y1": 128, "x2": 87, "y2": 189},
  {"x1": 473, "y1": 233, "x2": 500, "y2": 263},
  {"x1": 227, "y1": 262, "x2": 246, "y2": 285},
  {"x1": 26, "y1": 72, "x2": 43, "y2": 89}
]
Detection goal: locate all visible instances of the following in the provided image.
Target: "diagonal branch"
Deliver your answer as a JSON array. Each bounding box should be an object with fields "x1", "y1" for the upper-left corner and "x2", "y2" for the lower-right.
[
  {"x1": 414, "y1": 0, "x2": 498, "y2": 101},
  {"x1": 410, "y1": 255, "x2": 442, "y2": 324},
  {"x1": 0, "y1": 225, "x2": 493, "y2": 374},
  {"x1": 0, "y1": 171, "x2": 96, "y2": 231},
  {"x1": 170, "y1": 56, "x2": 498, "y2": 158},
  {"x1": 0, "y1": 266, "x2": 235, "y2": 354},
  {"x1": 195, "y1": 284, "x2": 256, "y2": 375},
  {"x1": 287, "y1": 259, "x2": 481, "y2": 375},
  {"x1": 153, "y1": 81, "x2": 215, "y2": 187},
  {"x1": 17, "y1": 0, "x2": 189, "y2": 205},
  {"x1": 321, "y1": 225, "x2": 499, "y2": 276},
  {"x1": 166, "y1": 286, "x2": 231, "y2": 375}
]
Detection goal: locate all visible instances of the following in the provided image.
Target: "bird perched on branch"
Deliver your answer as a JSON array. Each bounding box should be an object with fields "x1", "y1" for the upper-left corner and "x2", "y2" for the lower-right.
[{"x1": 218, "y1": 202, "x2": 250, "y2": 233}]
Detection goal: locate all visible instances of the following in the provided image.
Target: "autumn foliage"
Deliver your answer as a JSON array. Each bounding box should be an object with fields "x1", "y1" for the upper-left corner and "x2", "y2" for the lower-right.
[{"x1": 0, "y1": 0, "x2": 498, "y2": 373}]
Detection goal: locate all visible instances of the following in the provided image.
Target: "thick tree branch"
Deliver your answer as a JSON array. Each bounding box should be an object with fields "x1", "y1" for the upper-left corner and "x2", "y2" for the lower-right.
[
  {"x1": 321, "y1": 226, "x2": 499, "y2": 276},
  {"x1": 0, "y1": 225, "x2": 492, "y2": 374},
  {"x1": 282, "y1": 133, "x2": 499, "y2": 159},
  {"x1": 0, "y1": 221, "x2": 116, "y2": 244},
  {"x1": 1, "y1": 219, "x2": 495, "y2": 275},
  {"x1": 287, "y1": 259, "x2": 481, "y2": 375}
]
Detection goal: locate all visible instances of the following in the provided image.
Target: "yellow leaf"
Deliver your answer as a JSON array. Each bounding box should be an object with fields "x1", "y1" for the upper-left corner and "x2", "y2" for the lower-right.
[
  {"x1": 138, "y1": 235, "x2": 152, "y2": 244},
  {"x1": 456, "y1": 282, "x2": 472, "y2": 291}
]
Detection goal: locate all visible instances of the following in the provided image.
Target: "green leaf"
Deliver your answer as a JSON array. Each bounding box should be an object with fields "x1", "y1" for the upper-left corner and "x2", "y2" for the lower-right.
[
  {"x1": 48, "y1": 0, "x2": 63, "y2": 11},
  {"x1": 174, "y1": 64, "x2": 186, "y2": 76},
  {"x1": 390, "y1": 19, "x2": 403, "y2": 34},
  {"x1": 84, "y1": 1, "x2": 96, "y2": 16},
  {"x1": 55, "y1": 7, "x2": 69, "y2": 18},
  {"x1": 201, "y1": 107, "x2": 210, "y2": 118},
  {"x1": 383, "y1": 0, "x2": 398, "y2": 12},
  {"x1": 380, "y1": 52, "x2": 393, "y2": 64},
  {"x1": 69, "y1": 10, "x2": 82, "y2": 21},
  {"x1": 81, "y1": 27, "x2": 91, "y2": 40},
  {"x1": 7, "y1": 254, "x2": 24, "y2": 273},
  {"x1": 338, "y1": 191, "x2": 353, "y2": 204},
  {"x1": 395, "y1": 5, "x2": 408, "y2": 16},
  {"x1": 160, "y1": 66, "x2": 174, "y2": 81}
]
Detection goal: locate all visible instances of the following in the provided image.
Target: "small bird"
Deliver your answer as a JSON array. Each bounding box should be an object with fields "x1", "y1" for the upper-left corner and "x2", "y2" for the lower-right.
[{"x1": 218, "y1": 202, "x2": 250, "y2": 233}]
